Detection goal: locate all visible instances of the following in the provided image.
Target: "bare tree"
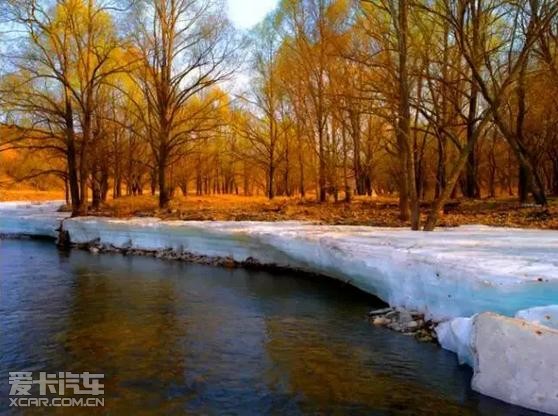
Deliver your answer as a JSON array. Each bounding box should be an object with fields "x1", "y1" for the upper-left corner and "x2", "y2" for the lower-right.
[{"x1": 131, "y1": 0, "x2": 238, "y2": 208}]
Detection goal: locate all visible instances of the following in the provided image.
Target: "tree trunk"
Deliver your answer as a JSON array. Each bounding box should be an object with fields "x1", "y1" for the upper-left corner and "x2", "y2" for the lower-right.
[
  {"x1": 351, "y1": 111, "x2": 365, "y2": 196},
  {"x1": 158, "y1": 156, "x2": 169, "y2": 208},
  {"x1": 91, "y1": 175, "x2": 101, "y2": 210},
  {"x1": 67, "y1": 141, "x2": 81, "y2": 217},
  {"x1": 518, "y1": 165, "x2": 529, "y2": 203},
  {"x1": 435, "y1": 135, "x2": 446, "y2": 199},
  {"x1": 464, "y1": 20, "x2": 480, "y2": 199},
  {"x1": 64, "y1": 95, "x2": 81, "y2": 217},
  {"x1": 318, "y1": 131, "x2": 326, "y2": 203},
  {"x1": 424, "y1": 116, "x2": 491, "y2": 231},
  {"x1": 488, "y1": 135, "x2": 497, "y2": 198},
  {"x1": 552, "y1": 158, "x2": 558, "y2": 196},
  {"x1": 299, "y1": 146, "x2": 305, "y2": 198},
  {"x1": 78, "y1": 170, "x2": 88, "y2": 216},
  {"x1": 100, "y1": 169, "x2": 109, "y2": 202},
  {"x1": 64, "y1": 174, "x2": 70, "y2": 206},
  {"x1": 397, "y1": 0, "x2": 419, "y2": 229},
  {"x1": 268, "y1": 163, "x2": 275, "y2": 199}
]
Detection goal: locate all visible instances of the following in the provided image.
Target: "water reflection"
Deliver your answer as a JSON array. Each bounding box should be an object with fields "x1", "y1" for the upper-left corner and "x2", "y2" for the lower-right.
[{"x1": 0, "y1": 240, "x2": 544, "y2": 415}]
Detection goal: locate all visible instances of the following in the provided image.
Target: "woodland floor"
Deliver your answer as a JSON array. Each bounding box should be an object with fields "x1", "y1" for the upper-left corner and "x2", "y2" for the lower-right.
[
  {"x1": 2, "y1": 188, "x2": 555, "y2": 230},
  {"x1": 0, "y1": 189, "x2": 66, "y2": 202}
]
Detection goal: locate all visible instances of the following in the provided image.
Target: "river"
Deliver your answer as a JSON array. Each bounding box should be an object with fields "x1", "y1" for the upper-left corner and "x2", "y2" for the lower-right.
[{"x1": 0, "y1": 239, "x2": 543, "y2": 415}]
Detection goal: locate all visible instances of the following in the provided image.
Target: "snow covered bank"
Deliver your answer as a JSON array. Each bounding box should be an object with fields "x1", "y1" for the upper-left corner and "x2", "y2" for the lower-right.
[
  {"x1": 0, "y1": 201, "x2": 69, "y2": 238},
  {"x1": 2, "y1": 201, "x2": 558, "y2": 321},
  {"x1": 62, "y1": 216, "x2": 558, "y2": 321}
]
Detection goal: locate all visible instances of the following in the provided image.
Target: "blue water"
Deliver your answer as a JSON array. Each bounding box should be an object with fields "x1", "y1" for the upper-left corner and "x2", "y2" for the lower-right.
[{"x1": 0, "y1": 239, "x2": 545, "y2": 415}]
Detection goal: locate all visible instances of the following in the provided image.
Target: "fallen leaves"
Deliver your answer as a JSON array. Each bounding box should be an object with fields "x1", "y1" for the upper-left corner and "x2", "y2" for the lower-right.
[
  {"x1": 95, "y1": 194, "x2": 558, "y2": 230},
  {"x1": 2, "y1": 190, "x2": 555, "y2": 229}
]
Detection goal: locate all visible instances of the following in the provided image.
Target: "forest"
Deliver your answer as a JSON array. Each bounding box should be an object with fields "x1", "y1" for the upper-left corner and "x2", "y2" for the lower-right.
[{"x1": 0, "y1": 0, "x2": 557, "y2": 230}]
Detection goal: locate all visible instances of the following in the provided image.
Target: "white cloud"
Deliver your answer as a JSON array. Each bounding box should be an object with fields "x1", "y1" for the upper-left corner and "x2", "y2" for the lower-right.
[{"x1": 227, "y1": 0, "x2": 278, "y2": 29}]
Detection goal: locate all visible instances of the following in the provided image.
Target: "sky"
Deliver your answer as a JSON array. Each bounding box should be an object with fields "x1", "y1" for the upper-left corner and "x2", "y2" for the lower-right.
[{"x1": 227, "y1": 0, "x2": 279, "y2": 29}]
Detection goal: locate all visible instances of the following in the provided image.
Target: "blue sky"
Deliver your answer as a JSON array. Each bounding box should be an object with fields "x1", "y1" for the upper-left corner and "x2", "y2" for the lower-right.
[{"x1": 227, "y1": 0, "x2": 279, "y2": 29}]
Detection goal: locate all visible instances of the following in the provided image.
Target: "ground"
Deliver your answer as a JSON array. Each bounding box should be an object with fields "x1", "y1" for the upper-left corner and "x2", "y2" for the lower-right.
[
  {"x1": 1, "y1": 188, "x2": 556, "y2": 229},
  {"x1": 0, "y1": 188, "x2": 65, "y2": 202}
]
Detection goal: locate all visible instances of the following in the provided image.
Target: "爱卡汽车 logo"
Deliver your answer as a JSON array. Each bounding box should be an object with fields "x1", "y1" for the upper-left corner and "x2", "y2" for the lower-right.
[{"x1": 9, "y1": 371, "x2": 104, "y2": 407}]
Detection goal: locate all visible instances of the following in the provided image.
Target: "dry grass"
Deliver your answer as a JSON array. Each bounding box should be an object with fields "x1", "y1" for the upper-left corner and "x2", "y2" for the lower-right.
[
  {"x1": 101, "y1": 194, "x2": 404, "y2": 225},
  {"x1": 2, "y1": 188, "x2": 555, "y2": 229},
  {"x1": 0, "y1": 188, "x2": 65, "y2": 202},
  {"x1": 95, "y1": 194, "x2": 558, "y2": 230}
]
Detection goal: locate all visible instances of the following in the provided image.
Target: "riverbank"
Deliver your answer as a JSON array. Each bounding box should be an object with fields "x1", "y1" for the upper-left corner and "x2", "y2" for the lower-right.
[
  {"x1": 58, "y1": 216, "x2": 558, "y2": 320},
  {"x1": 2, "y1": 201, "x2": 557, "y2": 318},
  {"x1": 2, "y1": 201, "x2": 557, "y2": 316},
  {"x1": 1, "y1": 200, "x2": 558, "y2": 414}
]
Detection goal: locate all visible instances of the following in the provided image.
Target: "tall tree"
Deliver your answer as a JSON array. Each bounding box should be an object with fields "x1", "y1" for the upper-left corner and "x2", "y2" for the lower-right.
[{"x1": 132, "y1": 0, "x2": 237, "y2": 208}]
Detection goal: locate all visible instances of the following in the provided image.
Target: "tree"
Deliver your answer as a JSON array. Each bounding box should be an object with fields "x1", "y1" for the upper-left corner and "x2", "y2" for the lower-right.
[
  {"x1": 131, "y1": 0, "x2": 238, "y2": 208},
  {"x1": 1, "y1": 0, "x2": 126, "y2": 216}
]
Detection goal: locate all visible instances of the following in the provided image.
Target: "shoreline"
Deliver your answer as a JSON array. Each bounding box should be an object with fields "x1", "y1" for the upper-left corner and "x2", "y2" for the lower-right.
[
  {"x1": 1, "y1": 230, "x2": 441, "y2": 344},
  {"x1": 2, "y1": 201, "x2": 557, "y2": 319},
  {"x1": 73, "y1": 236, "x2": 441, "y2": 343}
]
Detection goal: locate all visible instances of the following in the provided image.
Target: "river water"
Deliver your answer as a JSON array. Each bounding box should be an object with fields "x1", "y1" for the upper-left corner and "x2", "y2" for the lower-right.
[{"x1": 0, "y1": 240, "x2": 543, "y2": 415}]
